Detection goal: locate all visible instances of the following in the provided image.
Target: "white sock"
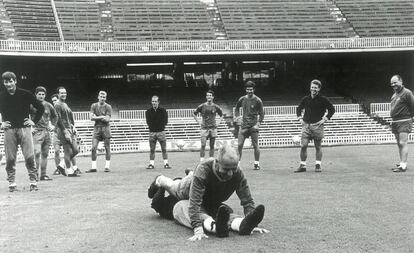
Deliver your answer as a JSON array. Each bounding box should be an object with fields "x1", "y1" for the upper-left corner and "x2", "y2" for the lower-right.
[
  {"x1": 73, "y1": 165, "x2": 78, "y2": 170},
  {"x1": 92, "y1": 161, "x2": 97, "y2": 169},
  {"x1": 59, "y1": 160, "x2": 65, "y2": 168},
  {"x1": 150, "y1": 160, "x2": 155, "y2": 166},
  {"x1": 315, "y1": 161, "x2": 321, "y2": 165},
  {"x1": 300, "y1": 161, "x2": 306, "y2": 166},
  {"x1": 230, "y1": 217, "x2": 243, "y2": 231},
  {"x1": 400, "y1": 162, "x2": 407, "y2": 169},
  {"x1": 105, "y1": 160, "x2": 110, "y2": 169},
  {"x1": 200, "y1": 157, "x2": 204, "y2": 162},
  {"x1": 67, "y1": 167, "x2": 74, "y2": 174},
  {"x1": 254, "y1": 161, "x2": 259, "y2": 165},
  {"x1": 164, "y1": 159, "x2": 169, "y2": 165},
  {"x1": 203, "y1": 217, "x2": 215, "y2": 233}
]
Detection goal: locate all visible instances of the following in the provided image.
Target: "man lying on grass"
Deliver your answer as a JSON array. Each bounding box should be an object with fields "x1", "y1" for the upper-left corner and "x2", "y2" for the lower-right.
[{"x1": 147, "y1": 144, "x2": 269, "y2": 241}]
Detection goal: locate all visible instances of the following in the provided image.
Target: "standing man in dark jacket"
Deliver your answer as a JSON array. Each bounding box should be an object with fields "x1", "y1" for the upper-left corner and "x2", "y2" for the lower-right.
[
  {"x1": 295, "y1": 79, "x2": 335, "y2": 173},
  {"x1": 145, "y1": 95, "x2": 171, "y2": 169},
  {"x1": 389, "y1": 75, "x2": 414, "y2": 172},
  {"x1": 0, "y1": 72, "x2": 45, "y2": 192}
]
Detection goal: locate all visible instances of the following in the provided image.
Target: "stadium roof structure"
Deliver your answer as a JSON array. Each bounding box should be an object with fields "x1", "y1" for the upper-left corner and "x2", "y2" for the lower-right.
[{"x1": 0, "y1": 36, "x2": 414, "y2": 57}]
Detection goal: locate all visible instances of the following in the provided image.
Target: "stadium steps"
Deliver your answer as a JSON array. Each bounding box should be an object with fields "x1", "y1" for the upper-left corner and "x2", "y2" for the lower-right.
[
  {"x1": 217, "y1": 0, "x2": 349, "y2": 39},
  {"x1": 54, "y1": 0, "x2": 101, "y2": 41},
  {"x1": 204, "y1": 1, "x2": 228, "y2": 40},
  {"x1": 335, "y1": 0, "x2": 414, "y2": 37},
  {"x1": 0, "y1": 1, "x2": 15, "y2": 40},
  {"x1": 3, "y1": 0, "x2": 60, "y2": 41}
]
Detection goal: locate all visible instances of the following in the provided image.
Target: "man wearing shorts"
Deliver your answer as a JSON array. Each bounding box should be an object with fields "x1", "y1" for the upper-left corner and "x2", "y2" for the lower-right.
[
  {"x1": 31, "y1": 86, "x2": 57, "y2": 181},
  {"x1": 0, "y1": 71, "x2": 44, "y2": 192},
  {"x1": 145, "y1": 95, "x2": 171, "y2": 169},
  {"x1": 54, "y1": 86, "x2": 80, "y2": 177},
  {"x1": 234, "y1": 81, "x2": 264, "y2": 170},
  {"x1": 389, "y1": 75, "x2": 414, "y2": 172},
  {"x1": 86, "y1": 91, "x2": 112, "y2": 173},
  {"x1": 193, "y1": 90, "x2": 223, "y2": 162},
  {"x1": 295, "y1": 79, "x2": 335, "y2": 173}
]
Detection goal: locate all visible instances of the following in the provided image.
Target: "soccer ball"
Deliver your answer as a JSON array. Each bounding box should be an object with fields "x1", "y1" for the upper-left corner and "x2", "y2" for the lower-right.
[
  {"x1": 292, "y1": 135, "x2": 301, "y2": 145},
  {"x1": 175, "y1": 139, "x2": 186, "y2": 150}
]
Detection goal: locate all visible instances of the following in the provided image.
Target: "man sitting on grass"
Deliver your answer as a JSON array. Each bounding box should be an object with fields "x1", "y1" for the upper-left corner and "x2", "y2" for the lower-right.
[{"x1": 147, "y1": 144, "x2": 269, "y2": 241}]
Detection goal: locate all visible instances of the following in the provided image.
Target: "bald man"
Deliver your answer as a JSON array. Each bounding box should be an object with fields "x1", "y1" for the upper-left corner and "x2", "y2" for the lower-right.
[
  {"x1": 147, "y1": 145, "x2": 268, "y2": 241},
  {"x1": 390, "y1": 74, "x2": 414, "y2": 172}
]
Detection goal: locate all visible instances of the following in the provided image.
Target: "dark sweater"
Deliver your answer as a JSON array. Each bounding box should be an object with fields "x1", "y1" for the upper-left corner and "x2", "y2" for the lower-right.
[
  {"x1": 0, "y1": 88, "x2": 44, "y2": 128},
  {"x1": 296, "y1": 94, "x2": 335, "y2": 123},
  {"x1": 145, "y1": 106, "x2": 168, "y2": 132}
]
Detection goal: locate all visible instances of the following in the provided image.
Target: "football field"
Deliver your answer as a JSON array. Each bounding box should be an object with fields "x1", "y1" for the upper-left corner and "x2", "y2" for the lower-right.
[{"x1": 1, "y1": 144, "x2": 413, "y2": 253}]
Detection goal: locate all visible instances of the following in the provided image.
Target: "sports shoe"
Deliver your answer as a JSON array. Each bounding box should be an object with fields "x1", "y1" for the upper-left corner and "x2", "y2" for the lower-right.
[
  {"x1": 29, "y1": 184, "x2": 38, "y2": 192},
  {"x1": 57, "y1": 165, "x2": 67, "y2": 176},
  {"x1": 40, "y1": 175, "x2": 53, "y2": 181},
  {"x1": 315, "y1": 164, "x2": 322, "y2": 173},
  {"x1": 164, "y1": 164, "x2": 172, "y2": 169},
  {"x1": 67, "y1": 172, "x2": 79, "y2": 177},
  {"x1": 53, "y1": 169, "x2": 60, "y2": 175},
  {"x1": 146, "y1": 164, "x2": 154, "y2": 170},
  {"x1": 294, "y1": 165, "x2": 306, "y2": 173},
  {"x1": 85, "y1": 169, "x2": 97, "y2": 173},
  {"x1": 253, "y1": 164, "x2": 261, "y2": 170},
  {"x1": 148, "y1": 175, "x2": 161, "y2": 199},
  {"x1": 8, "y1": 183, "x2": 17, "y2": 192},
  {"x1": 104, "y1": 168, "x2": 110, "y2": 172},
  {"x1": 239, "y1": 205, "x2": 265, "y2": 235},
  {"x1": 74, "y1": 168, "x2": 82, "y2": 174},
  {"x1": 215, "y1": 205, "x2": 230, "y2": 238},
  {"x1": 393, "y1": 166, "x2": 407, "y2": 172}
]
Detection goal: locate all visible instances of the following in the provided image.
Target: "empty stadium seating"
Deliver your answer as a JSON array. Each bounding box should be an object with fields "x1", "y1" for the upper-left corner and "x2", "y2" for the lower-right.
[
  {"x1": 54, "y1": 0, "x2": 101, "y2": 40},
  {"x1": 2, "y1": 0, "x2": 60, "y2": 41},
  {"x1": 111, "y1": 0, "x2": 215, "y2": 40},
  {"x1": 0, "y1": 0, "x2": 413, "y2": 41},
  {"x1": 336, "y1": 0, "x2": 414, "y2": 37},
  {"x1": 216, "y1": 0, "x2": 349, "y2": 39}
]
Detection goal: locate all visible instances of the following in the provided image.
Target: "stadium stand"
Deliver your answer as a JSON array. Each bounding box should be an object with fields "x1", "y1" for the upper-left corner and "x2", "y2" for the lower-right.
[
  {"x1": 216, "y1": 0, "x2": 349, "y2": 39},
  {"x1": 336, "y1": 0, "x2": 414, "y2": 37},
  {"x1": 2, "y1": 0, "x2": 60, "y2": 41},
  {"x1": 54, "y1": 0, "x2": 101, "y2": 40},
  {"x1": 111, "y1": 0, "x2": 215, "y2": 40}
]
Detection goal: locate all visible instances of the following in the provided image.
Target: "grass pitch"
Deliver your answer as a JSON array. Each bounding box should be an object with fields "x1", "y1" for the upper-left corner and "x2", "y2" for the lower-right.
[{"x1": 1, "y1": 144, "x2": 413, "y2": 253}]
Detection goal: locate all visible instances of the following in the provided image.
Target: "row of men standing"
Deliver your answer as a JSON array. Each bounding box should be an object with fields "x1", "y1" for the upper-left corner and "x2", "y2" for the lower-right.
[{"x1": 0, "y1": 71, "x2": 113, "y2": 192}]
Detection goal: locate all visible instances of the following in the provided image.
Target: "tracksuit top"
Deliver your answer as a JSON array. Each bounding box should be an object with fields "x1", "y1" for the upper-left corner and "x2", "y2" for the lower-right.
[
  {"x1": 234, "y1": 94, "x2": 264, "y2": 129},
  {"x1": 189, "y1": 158, "x2": 255, "y2": 229},
  {"x1": 0, "y1": 87, "x2": 44, "y2": 128},
  {"x1": 145, "y1": 106, "x2": 168, "y2": 132},
  {"x1": 390, "y1": 86, "x2": 414, "y2": 120},
  {"x1": 193, "y1": 102, "x2": 223, "y2": 129},
  {"x1": 296, "y1": 94, "x2": 335, "y2": 124}
]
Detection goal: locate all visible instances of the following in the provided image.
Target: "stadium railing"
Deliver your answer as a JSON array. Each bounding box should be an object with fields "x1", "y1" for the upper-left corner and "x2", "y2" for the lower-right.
[
  {"x1": 235, "y1": 104, "x2": 361, "y2": 116},
  {"x1": 370, "y1": 102, "x2": 390, "y2": 116},
  {"x1": 1, "y1": 36, "x2": 414, "y2": 55}
]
